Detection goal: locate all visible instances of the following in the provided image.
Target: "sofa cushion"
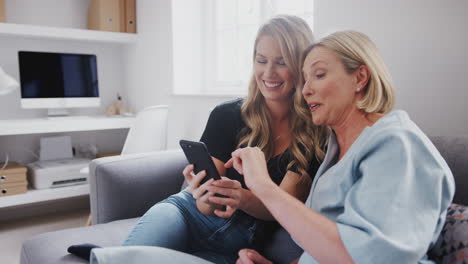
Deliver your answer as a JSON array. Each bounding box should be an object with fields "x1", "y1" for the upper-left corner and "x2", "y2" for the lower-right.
[
  {"x1": 90, "y1": 246, "x2": 212, "y2": 264},
  {"x1": 430, "y1": 136, "x2": 468, "y2": 205},
  {"x1": 429, "y1": 203, "x2": 468, "y2": 264},
  {"x1": 21, "y1": 218, "x2": 138, "y2": 264}
]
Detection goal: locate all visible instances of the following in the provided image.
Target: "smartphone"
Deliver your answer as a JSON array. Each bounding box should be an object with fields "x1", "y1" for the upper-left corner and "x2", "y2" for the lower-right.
[{"x1": 179, "y1": 140, "x2": 221, "y2": 184}]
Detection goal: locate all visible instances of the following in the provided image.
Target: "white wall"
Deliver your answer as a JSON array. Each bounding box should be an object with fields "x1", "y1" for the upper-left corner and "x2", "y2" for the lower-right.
[
  {"x1": 314, "y1": 0, "x2": 468, "y2": 136},
  {"x1": 126, "y1": 0, "x2": 236, "y2": 150},
  {"x1": 130, "y1": 0, "x2": 468, "y2": 152},
  {"x1": 6, "y1": 0, "x2": 89, "y2": 29}
]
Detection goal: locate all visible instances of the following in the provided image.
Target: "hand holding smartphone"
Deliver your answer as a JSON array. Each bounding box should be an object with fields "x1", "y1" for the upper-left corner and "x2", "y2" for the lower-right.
[
  {"x1": 179, "y1": 140, "x2": 227, "y2": 209},
  {"x1": 179, "y1": 140, "x2": 221, "y2": 185}
]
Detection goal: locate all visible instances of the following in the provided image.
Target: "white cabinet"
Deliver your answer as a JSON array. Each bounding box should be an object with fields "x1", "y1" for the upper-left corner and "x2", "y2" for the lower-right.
[{"x1": 0, "y1": 116, "x2": 134, "y2": 209}]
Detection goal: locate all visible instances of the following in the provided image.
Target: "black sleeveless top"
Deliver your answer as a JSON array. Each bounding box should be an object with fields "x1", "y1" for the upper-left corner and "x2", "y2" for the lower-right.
[
  {"x1": 200, "y1": 98, "x2": 319, "y2": 187},
  {"x1": 200, "y1": 98, "x2": 321, "y2": 250}
]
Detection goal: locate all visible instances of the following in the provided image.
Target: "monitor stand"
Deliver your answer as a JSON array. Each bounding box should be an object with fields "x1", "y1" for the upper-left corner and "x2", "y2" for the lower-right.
[{"x1": 47, "y1": 108, "x2": 69, "y2": 117}]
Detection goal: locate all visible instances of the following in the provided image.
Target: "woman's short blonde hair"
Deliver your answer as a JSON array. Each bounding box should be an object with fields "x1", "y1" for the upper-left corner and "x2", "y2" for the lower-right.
[{"x1": 305, "y1": 30, "x2": 395, "y2": 114}]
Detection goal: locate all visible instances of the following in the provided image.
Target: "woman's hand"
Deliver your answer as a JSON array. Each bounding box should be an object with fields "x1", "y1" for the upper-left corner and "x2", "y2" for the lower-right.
[
  {"x1": 236, "y1": 249, "x2": 272, "y2": 264},
  {"x1": 182, "y1": 164, "x2": 215, "y2": 204},
  {"x1": 225, "y1": 147, "x2": 274, "y2": 193},
  {"x1": 206, "y1": 177, "x2": 245, "y2": 218}
]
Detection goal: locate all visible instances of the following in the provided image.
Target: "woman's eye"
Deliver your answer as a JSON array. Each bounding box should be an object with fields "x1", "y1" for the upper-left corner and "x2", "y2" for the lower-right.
[
  {"x1": 277, "y1": 61, "x2": 286, "y2": 66},
  {"x1": 256, "y1": 60, "x2": 267, "y2": 64},
  {"x1": 316, "y1": 73, "x2": 325, "y2": 79}
]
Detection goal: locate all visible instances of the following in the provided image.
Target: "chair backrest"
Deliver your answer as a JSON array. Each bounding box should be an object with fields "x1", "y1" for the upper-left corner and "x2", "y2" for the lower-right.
[{"x1": 121, "y1": 105, "x2": 169, "y2": 155}]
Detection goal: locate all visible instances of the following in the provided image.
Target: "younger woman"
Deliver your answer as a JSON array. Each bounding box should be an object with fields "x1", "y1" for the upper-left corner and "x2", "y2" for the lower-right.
[{"x1": 122, "y1": 15, "x2": 327, "y2": 264}]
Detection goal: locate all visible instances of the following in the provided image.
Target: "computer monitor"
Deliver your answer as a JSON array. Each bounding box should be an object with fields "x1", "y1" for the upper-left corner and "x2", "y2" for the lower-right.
[{"x1": 18, "y1": 51, "x2": 100, "y2": 116}]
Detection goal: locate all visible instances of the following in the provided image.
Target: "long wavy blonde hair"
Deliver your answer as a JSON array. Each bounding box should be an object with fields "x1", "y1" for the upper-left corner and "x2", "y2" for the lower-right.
[{"x1": 238, "y1": 15, "x2": 328, "y2": 180}]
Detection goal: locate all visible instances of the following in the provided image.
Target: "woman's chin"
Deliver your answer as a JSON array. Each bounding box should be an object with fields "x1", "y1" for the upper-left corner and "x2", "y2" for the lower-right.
[
  {"x1": 311, "y1": 117, "x2": 324, "y2": 126},
  {"x1": 263, "y1": 94, "x2": 290, "y2": 102}
]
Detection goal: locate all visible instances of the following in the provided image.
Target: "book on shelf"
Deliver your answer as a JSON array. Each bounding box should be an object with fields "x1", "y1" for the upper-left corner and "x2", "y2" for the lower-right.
[
  {"x1": 125, "y1": 0, "x2": 136, "y2": 33},
  {"x1": 0, "y1": 0, "x2": 6, "y2": 23},
  {"x1": 88, "y1": 0, "x2": 137, "y2": 33},
  {"x1": 0, "y1": 162, "x2": 28, "y2": 197}
]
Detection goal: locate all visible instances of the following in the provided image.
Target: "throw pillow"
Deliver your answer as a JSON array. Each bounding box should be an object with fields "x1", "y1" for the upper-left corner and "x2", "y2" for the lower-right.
[{"x1": 429, "y1": 203, "x2": 468, "y2": 264}]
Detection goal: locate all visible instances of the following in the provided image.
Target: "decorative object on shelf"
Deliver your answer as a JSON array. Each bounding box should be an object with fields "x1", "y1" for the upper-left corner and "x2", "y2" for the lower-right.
[
  {"x1": 0, "y1": 0, "x2": 5, "y2": 23},
  {"x1": 75, "y1": 143, "x2": 99, "y2": 159},
  {"x1": 105, "y1": 93, "x2": 129, "y2": 116},
  {"x1": 0, "y1": 162, "x2": 28, "y2": 197},
  {"x1": 0, "y1": 66, "x2": 19, "y2": 95}
]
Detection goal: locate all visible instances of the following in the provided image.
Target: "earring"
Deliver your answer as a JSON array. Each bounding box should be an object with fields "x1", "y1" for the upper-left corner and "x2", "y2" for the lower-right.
[{"x1": 356, "y1": 87, "x2": 361, "y2": 92}]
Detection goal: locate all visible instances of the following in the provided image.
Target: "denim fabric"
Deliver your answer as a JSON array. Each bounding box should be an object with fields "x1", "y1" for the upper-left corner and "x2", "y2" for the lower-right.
[{"x1": 123, "y1": 190, "x2": 257, "y2": 264}]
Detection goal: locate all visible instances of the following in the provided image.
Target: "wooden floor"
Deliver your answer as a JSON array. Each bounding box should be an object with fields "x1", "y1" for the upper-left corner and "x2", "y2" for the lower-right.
[{"x1": 0, "y1": 209, "x2": 89, "y2": 264}]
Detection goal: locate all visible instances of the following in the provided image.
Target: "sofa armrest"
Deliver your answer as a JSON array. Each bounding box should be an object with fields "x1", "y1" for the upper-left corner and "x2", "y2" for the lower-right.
[{"x1": 89, "y1": 150, "x2": 187, "y2": 224}]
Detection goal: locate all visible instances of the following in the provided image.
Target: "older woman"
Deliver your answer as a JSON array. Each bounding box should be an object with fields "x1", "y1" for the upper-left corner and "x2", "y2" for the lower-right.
[{"x1": 218, "y1": 31, "x2": 455, "y2": 264}]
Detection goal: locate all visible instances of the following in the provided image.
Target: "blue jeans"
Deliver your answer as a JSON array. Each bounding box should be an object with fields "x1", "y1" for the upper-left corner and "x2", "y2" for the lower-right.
[{"x1": 123, "y1": 190, "x2": 257, "y2": 264}]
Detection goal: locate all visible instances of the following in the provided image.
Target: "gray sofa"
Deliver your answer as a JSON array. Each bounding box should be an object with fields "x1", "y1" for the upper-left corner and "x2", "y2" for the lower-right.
[{"x1": 21, "y1": 136, "x2": 468, "y2": 264}]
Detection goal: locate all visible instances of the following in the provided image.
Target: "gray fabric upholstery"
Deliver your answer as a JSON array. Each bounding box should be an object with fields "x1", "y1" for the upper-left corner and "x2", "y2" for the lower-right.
[
  {"x1": 430, "y1": 136, "x2": 468, "y2": 204},
  {"x1": 90, "y1": 246, "x2": 212, "y2": 264},
  {"x1": 21, "y1": 218, "x2": 138, "y2": 264},
  {"x1": 20, "y1": 136, "x2": 468, "y2": 264},
  {"x1": 89, "y1": 150, "x2": 187, "y2": 224}
]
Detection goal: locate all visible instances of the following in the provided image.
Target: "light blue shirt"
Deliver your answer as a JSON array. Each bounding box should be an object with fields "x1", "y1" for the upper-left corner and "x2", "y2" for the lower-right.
[{"x1": 298, "y1": 110, "x2": 455, "y2": 264}]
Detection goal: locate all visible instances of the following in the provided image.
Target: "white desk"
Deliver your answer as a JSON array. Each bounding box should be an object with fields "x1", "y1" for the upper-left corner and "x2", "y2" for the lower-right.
[
  {"x1": 0, "y1": 184, "x2": 90, "y2": 208},
  {"x1": 0, "y1": 115, "x2": 135, "y2": 136},
  {"x1": 0, "y1": 115, "x2": 135, "y2": 209}
]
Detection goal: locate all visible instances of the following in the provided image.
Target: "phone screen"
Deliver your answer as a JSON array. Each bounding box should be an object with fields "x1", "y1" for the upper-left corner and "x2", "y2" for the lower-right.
[{"x1": 179, "y1": 140, "x2": 221, "y2": 184}]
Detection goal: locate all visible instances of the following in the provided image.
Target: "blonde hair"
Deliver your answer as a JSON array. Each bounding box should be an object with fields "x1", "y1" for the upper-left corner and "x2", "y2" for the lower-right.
[
  {"x1": 239, "y1": 15, "x2": 328, "y2": 180},
  {"x1": 305, "y1": 30, "x2": 395, "y2": 114}
]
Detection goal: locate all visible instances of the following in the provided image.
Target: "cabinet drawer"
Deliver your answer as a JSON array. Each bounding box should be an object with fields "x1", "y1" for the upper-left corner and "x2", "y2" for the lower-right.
[
  {"x1": 0, "y1": 173, "x2": 27, "y2": 184},
  {"x1": 0, "y1": 182, "x2": 28, "y2": 197}
]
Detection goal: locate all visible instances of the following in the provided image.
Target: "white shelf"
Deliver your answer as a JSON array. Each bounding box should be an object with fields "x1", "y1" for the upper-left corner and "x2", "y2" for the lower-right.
[
  {"x1": 0, "y1": 115, "x2": 135, "y2": 136},
  {"x1": 0, "y1": 22, "x2": 137, "y2": 44},
  {"x1": 0, "y1": 184, "x2": 89, "y2": 208}
]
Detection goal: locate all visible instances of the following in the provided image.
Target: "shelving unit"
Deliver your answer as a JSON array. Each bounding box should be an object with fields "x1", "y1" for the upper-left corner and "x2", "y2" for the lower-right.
[
  {"x1": 0, "y1": 116, "x2": 134, "y2": 208},
  {"x1": 0, "y1": 22, "x2": 137, "y2": 44},
  {"x1": 0, "y1": 115, "x2": 135, "y2": 136},
  {"x1": 0, "y1": 1, "x2": 139, "y2": 212},
  {"x1": 0, "y1": 184, "x2": 89, "y2": 208}
]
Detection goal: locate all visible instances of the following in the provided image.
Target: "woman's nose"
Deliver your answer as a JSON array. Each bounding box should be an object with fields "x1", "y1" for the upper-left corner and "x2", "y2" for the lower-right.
[
  {"x1": 302, "y1": 80, "x2": 314, "y2": 97},
  {"x1": 264, "y1": 63, "x2": 277, "y2": 78}
]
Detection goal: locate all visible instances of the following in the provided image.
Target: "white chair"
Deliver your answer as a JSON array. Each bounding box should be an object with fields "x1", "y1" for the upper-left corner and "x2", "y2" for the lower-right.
[
  {"x1": 83, "y1": 105, "x2": 169, "y2": 226},
  {"x1": 121, "y1": 105, "x2": 169, "y2": 154},
  {"x1": 80, "y1": 105, "x2": 169, "y2": 173}
]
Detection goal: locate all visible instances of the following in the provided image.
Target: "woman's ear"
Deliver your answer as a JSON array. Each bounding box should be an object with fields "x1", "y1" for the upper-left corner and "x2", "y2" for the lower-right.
[{"x1": 355, "y1": 65, "x2": 370, "y2": 92}]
